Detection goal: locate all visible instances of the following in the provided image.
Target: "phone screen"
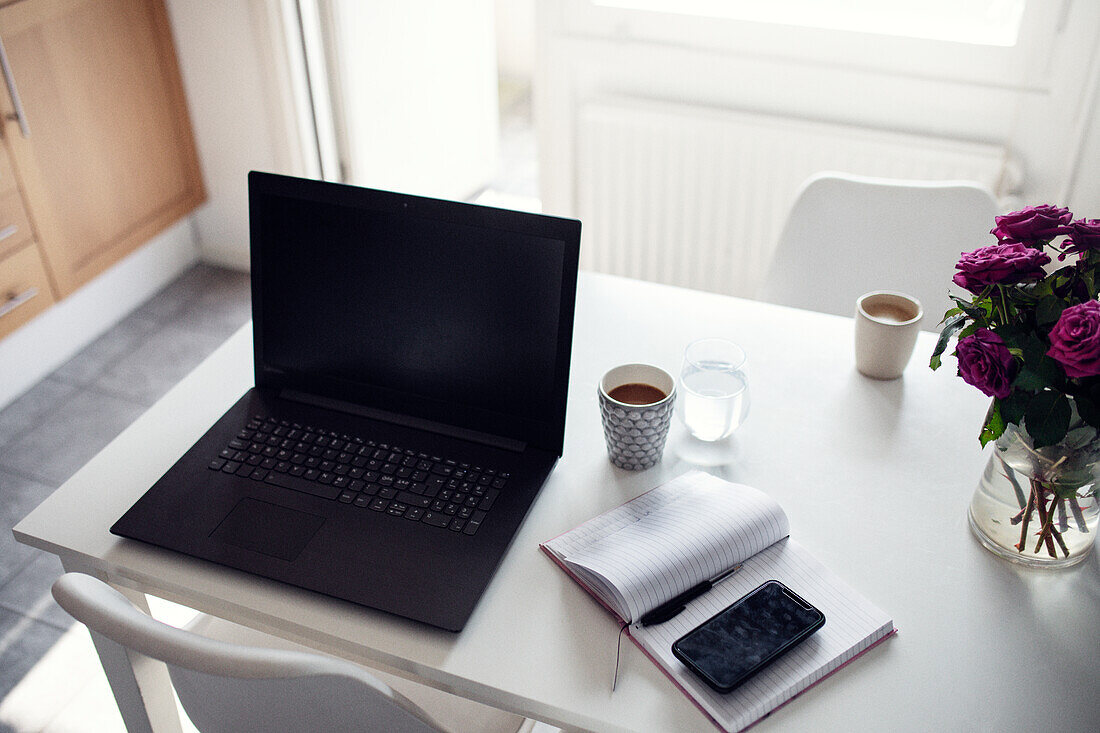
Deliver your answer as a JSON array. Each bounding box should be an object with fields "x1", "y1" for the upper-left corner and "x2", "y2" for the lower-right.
[{"x1": 671, "y1": 580, "x2": 825, "y2": 693}]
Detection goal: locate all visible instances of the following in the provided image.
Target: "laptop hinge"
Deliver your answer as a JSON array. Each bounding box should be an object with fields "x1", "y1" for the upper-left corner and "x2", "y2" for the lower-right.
[{"x1": 280, "y1": 390, "x2": 528, "y2": 453}]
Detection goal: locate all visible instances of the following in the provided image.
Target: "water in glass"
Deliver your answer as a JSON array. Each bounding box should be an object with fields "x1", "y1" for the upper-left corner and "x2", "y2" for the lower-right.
[{"x1": 679, "y1": 339, "x2": 750, "y2": 441}]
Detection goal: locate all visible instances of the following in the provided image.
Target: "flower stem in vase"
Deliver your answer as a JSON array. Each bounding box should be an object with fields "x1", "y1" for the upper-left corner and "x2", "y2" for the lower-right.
[
  {"x1": 1069, "y1": 497, "x2": 1088, "y2": 533},
  {"x1": 1014, "y1": 484, "x2": 1036, "y2": 552},
  {"x1": 971, "y1": 435, "x2": 1099, "y2": 568},
  {"x1": 997, "y1": 453, "x2": 1027, "y2": 509},
  {"x1": 1028, "y1": 480, "x2": 1069, "y2": 558}
]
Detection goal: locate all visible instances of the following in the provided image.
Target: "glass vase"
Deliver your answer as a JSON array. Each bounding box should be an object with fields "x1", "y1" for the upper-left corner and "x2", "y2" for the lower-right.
[{"x1": 969, "y1": 421, "x2": 1100, "y2": 568}]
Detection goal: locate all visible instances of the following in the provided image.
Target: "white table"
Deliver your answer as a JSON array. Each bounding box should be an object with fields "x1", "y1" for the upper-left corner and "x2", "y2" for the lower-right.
[{"x1": 15, "y1": 272, "x2": 1100, "y2": 732}]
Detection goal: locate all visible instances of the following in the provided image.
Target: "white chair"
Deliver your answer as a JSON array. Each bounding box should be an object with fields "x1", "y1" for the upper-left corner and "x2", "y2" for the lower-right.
[
  {"x1": 51, "y1": 572, "x2": 528, "y2": 733},
  {"x1": 758, "y1": 172, "x2": 1000, "y2": 328}
]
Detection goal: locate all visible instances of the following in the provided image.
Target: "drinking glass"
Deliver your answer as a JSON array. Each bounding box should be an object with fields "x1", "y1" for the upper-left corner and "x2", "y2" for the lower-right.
[{"x1": 679, "y1": 338, "x2": 750, "y2": 441}]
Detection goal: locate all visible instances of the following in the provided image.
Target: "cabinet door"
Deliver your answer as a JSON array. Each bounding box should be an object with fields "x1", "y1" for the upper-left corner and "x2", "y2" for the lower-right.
[
  {"x1": 0, "y1": 241, "x2": 57, "y2": 340},
  {"x1": 0, "y1": 0, "x2": 204, "y2": 296}
]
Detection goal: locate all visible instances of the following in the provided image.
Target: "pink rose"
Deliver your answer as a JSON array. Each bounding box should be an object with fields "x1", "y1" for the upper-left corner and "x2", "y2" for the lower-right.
[
  {"x1": 956, "y1": 329, "x2": 1015, "y2": 398},
  {"x1": 952, "y1": 242, "x2": 1051, "y2": 294},
  {"x1": 991, "y1": 205, "x2": 1073, "y2": 244},
  {"x1": 1058, "y1": 218, "x2": 1100, "y2": 260},
  {"x1": 1047, "y1": 300, "x2": 1100, "y2": 378}
]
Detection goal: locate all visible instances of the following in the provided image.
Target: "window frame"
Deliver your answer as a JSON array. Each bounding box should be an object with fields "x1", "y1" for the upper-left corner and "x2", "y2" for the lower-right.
[{"x1": 558, "y1": 0, "x2": 1067, "y2": 92}]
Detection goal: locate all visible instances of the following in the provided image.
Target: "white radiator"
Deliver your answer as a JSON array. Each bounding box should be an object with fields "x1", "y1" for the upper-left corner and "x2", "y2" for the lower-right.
[{"x1": 575, "y1": 99, "x2": 1010, "y2": 297}]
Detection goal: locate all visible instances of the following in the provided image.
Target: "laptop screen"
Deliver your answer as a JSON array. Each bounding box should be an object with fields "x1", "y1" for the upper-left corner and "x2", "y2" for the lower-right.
[{"x1": 248, "y1": 173, "x2": 580, "y2": 454}]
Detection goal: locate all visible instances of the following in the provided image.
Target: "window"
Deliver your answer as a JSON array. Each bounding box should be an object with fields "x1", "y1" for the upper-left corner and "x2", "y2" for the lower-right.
[
  {"x1": 565, "y1": 0, "x2": 1060, "y2": 90},
  {"x1": 594, "y1": 0, "x2": 1027, "y2": 46}
]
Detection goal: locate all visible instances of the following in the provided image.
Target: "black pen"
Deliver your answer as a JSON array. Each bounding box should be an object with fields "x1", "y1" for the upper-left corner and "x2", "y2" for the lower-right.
[{"x1": 638, "y1": 564, "x2": 744, "y2": 626}]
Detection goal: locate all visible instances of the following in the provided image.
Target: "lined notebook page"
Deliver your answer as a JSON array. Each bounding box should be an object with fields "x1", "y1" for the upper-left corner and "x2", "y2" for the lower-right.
[
  {"x1": 630, "y1": 538, "x2": 895, "y2": 733},
  {"x1": 543, "y1": 471, "x2": 789, "y2": 623}
]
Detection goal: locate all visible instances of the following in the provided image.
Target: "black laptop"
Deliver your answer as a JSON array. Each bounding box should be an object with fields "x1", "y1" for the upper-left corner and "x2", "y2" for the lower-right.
[{"x1": 111, "y1": 172, "x2": 580, "y2": 631}]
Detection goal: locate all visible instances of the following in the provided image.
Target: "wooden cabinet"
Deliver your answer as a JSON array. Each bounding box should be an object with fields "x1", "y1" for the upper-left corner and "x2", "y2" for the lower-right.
[
  {"x1": 0, "y1": 189, "x2": 34, "y2": 260},
  {"x1": 0, "y1": 121, "x2": 53, "y2": 338},
  {"x1": 0, "y1": 0, "x2": 203, "y2": 335},
  {"x1": 0, "y1": 133, "x2": 32, "y2": 259},
  {"x1": 0, "y1": 238, "x2": 55, "y2": 340}
]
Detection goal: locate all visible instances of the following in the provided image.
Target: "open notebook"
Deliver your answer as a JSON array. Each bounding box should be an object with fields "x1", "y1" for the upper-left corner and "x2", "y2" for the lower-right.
[{"x1": 541, "y1": 470, "x2": 895, "y2": 732}]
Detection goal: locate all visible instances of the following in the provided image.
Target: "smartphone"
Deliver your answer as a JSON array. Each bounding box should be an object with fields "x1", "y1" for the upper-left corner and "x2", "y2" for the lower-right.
[{"x1": 671, "y1": 580, "x2": 825, "y2": 693}]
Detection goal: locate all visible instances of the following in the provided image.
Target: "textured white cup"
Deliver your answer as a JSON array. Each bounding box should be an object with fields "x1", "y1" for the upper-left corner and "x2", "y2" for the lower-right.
[
  {"x1": 598, "y1": 364, "x2": 676, "y2": 470},
  {"x1": 854, "y1": 291, "x2": 923, "y2": 380}
]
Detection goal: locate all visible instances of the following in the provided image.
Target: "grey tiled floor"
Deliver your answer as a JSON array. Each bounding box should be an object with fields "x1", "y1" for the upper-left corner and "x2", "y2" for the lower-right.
[{"x1": 0, "y1": 263, "x2": 252, "y2": 716}]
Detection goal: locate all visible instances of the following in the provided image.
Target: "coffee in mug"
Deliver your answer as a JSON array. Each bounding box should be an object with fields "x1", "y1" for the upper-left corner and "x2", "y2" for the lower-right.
[
  {"x1": 607, "y1": 382, "x2": 667, "y2": 405},
  {"x1": 854, "y1": 291, "x2": 923, "y2": 380},
  {"x1": 598, "y1": 364, "x2": 676, "y2": 470},
  {"x1": 862, "y1": 300, "x2": 919, "y2": 324}
]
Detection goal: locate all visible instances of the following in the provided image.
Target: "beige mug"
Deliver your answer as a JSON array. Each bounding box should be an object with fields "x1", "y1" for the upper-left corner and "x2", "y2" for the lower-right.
[{"x1": 854, "y1": 291, "x2": 923, "y2": 380}]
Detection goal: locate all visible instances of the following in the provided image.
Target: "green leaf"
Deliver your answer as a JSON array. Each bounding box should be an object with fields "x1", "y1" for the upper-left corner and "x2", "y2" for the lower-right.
[
  {"x1": 951, "y1": 294, "x2": 991, "y2": 324},
  {"x1": 980, "y1": 401, "x2": 1006, "y2": 448},
  {"x1": 957, "y1": 322, "x2": 979, "y2": 340},
  {"x1": 939, "y1": 307, "x2": 963, "y2": 324},
  {"x1": 1013, "y1": 281, "x2": 1044, "y2": 302},
  {"x1": 1063, "y1": 425, "x2": 1098, "y2": 450},
  {"x1": 1000, "y1": 390, "x2": 1029, "y2": 426},
  {"x1": 1075, "y1": 394, "x2": 1100, "y2": 430},
  {"x1": 1020, "y1": 333, "x2": 1049, "y2": 363},
  {"x1": 1025, "y1": 391, "x2": 1072, "y2": 448},
  {"x1": 1052, "y1": 475, "x2": 1094, "y2": 501},
  {"x1": 1013, "y1": 356, "x2": 1063, "y2": 393},
  {"x1": 929, "y1": 314, "x2": 967, "y2": 371},
  {"x1": 948, "y1": 294, "x2": 971, "y2": 308},
  {"x1": 1030, "y1": 279, "x2": 1054, "y2": 299},
  {"x1": 1035, "y1": 296, "x2": 1065, "y2": 327},
  {"x1": 1081, "y1": 269, "x2": 1097, "y2": 300},
  {"x1": 995, "y1": 324, "x2": 1025, "y2": 344},
  {"x1": 1036, "y1": 356, "x2": 1066, "y2": 390},
  {"x1": 1013, "y1": 368, "x2": 1050, "y2": 391}
]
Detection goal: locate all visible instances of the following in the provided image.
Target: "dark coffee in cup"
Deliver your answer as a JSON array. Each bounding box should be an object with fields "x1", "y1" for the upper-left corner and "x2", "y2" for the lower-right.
[
  {"x1": 608, "y1": 382, "x2": 667, "y2": 405},
  {"x1": 598, "y1": 363, "x2": 676, "y2": 470}
]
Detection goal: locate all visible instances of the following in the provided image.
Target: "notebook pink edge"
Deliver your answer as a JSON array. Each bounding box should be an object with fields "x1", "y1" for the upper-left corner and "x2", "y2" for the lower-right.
[{"x1": 539, "y1": 517, "x2": 898, "y2": 733}]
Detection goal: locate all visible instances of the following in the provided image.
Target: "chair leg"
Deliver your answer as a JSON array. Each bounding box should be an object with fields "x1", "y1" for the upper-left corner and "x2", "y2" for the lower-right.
[{"x1": 61, "y1": 561, "x2": 184, "y2": 733}]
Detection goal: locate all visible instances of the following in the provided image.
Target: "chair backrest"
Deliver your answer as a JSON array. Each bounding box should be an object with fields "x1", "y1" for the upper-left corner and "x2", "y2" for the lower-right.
[
  {"x1": 51, "y1": 573, "x2": 444, "y2": 733},
  {"x1": 758, "y1": 172, "x2": 1000, "y2": 328}
]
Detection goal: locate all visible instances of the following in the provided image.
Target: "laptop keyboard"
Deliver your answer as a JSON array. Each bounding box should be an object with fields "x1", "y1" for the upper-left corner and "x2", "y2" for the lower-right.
[{"x1": 207, "y1": 415, "x2": 507, "y2": 536}]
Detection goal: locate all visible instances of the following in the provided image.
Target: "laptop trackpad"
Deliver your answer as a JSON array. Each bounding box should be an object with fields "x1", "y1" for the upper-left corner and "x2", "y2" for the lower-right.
[{"x1": 211, "y1": 498, "x2": 324, "y2": 561}]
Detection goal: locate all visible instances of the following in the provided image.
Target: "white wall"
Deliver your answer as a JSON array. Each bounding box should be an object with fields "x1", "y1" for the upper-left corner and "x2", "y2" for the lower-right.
[
  {"x1": 1070, "y1": 87, "x2": 1100, "y2": 214},
  {"x1": 1063, "y1": 35, "x2": 1100, "y2": 215},
  {"x1": 164, "y1": 0, "x2": 507, "y2": 264},
  {"x1": 328, "y1": 0, "x2": 499, "y2": 201},
  {"x1": 496, "y1": 0, "x2": 536, "y2": 81},
  {"x1": 163, "y1": 0, "x2": 294, "y2": 270}
]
